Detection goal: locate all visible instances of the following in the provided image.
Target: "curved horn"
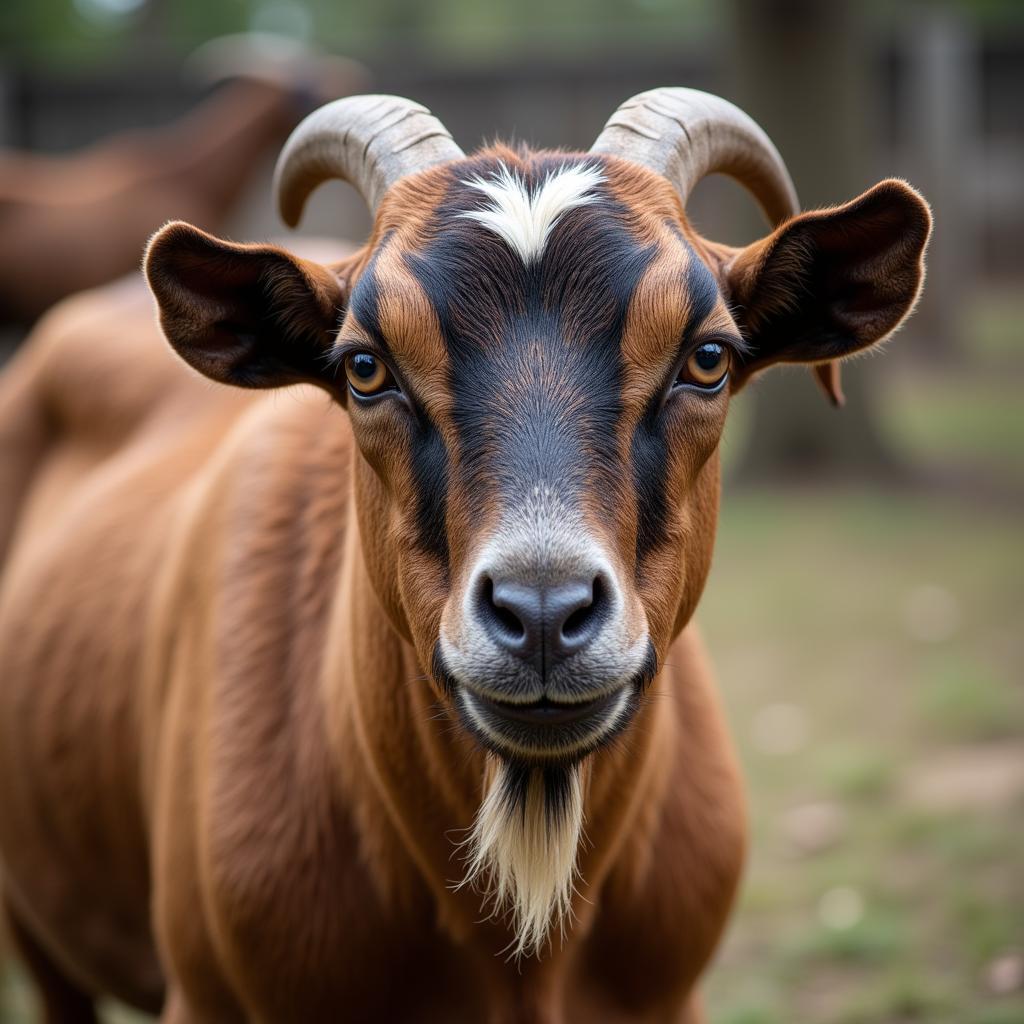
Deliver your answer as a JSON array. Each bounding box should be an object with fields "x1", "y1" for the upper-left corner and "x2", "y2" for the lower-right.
[
  {"x1": 591, "y1": 88, "x2": 798, "y2": 226},
  {"x1": 274, "y1": 94, "x2": 464, "y2": 227}
]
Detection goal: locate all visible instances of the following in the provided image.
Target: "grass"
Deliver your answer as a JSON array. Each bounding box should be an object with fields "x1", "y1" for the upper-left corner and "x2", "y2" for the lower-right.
[{"x1": 700, "y1": 489, "x2": 1024, "y2": 1024}]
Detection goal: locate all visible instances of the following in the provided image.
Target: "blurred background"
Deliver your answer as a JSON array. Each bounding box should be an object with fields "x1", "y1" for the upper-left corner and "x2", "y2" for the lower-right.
[{"x1": 0, "y1": 1, "x2": 1021, "y2": 1022}]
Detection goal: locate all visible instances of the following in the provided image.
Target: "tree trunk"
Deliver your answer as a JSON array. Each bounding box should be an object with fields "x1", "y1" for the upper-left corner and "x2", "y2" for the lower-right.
[
  {"x1": 902, "y1": 2, "x2": 973, "y2": 362},
  {"x1": 727, "y1": 0, "x2": 901, "y2": 481}
]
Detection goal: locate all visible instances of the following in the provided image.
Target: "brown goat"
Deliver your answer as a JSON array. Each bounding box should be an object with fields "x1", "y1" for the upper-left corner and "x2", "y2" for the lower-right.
[
  {"x1": 0, "y1": 53, "x2": 366, "y2": 327},
  {"x1": 0, "y1": 91, "x2": 930, "y2": 1022}
]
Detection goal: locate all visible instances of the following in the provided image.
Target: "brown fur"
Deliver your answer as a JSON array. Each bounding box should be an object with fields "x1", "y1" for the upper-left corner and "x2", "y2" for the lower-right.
[
  {"x1": 0, "y1": 72, "x2": 365, "y2": 327},
  {"x1": 0, "y1": 142, "x2": 929, "y2": 1022}
]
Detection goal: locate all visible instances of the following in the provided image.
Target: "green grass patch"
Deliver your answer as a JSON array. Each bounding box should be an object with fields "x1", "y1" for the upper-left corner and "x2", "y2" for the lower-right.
[
  {"x1": 919, "y1": 659, "x2": 1023, "y2": 742},
  {"x1": 719, "y1": 1008, "x2": 785, "y2": 1024},
  {"x1": 969, "y1": 1003, "x2": 1024, "y2": 1024},
  {"x1": 821, "y1": 744, "x2": 896, "y2": 800},
  {"x1": 787, "y1": 911, "x2": 908, "y2": 966}
]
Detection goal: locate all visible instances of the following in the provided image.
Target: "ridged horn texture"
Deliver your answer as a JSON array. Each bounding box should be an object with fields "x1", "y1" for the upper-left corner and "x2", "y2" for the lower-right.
[
  {"x1": 274, "y1": 94, "x2": 464, "y2": 226},
  {"x1": 591, "y1": 87, "x2": 799, "y2": 226}
]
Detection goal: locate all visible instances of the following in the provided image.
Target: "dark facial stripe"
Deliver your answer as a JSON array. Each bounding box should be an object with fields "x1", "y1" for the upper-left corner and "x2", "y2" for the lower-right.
[
  {"x1": 408, "y1": 412, "x2": 450, "y2": 568},
  {"x1": 348, "y1": 241, "x2": 451, "y2": 569},
  {"x1": 407, "y1": 156, "x2": 655, "y2": 534},
  {"x1": 347, "y1": 239, "x2": 393, "y2": 356},
  {"x1": 631, "y1": 247, "x2": 721, "y2": 563}
]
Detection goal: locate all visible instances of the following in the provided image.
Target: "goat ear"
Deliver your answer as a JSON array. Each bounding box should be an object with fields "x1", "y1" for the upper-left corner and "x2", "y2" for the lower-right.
[
  {"x1": 725, "y1": 179, "x2": 931, "y2": 405},
  {"x1": 145, "y1": 221, "x2": 345, "y2": 393}
]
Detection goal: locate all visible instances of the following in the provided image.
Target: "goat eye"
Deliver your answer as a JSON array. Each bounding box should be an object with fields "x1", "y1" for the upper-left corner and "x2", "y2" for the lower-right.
[
  {"x1": 680, "y1": 343, "x2": 730, "y2": 389},
  {"x1": 344, "y1": 352, "x2": 393, "y2": 397}
]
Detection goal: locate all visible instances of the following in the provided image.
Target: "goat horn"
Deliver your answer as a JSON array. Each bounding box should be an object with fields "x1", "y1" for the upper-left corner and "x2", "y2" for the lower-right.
[
  {"x1": 591, "y1": 88, "x2": 799, "y2": 226},
  {"x1": 275, "y1": 94, "x2": 464, "y2": 227}
]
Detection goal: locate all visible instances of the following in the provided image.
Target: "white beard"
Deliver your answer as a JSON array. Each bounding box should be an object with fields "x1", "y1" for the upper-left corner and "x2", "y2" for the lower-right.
[{"x1": 457, "y1": 757, "x2": 585, "y2": 958}]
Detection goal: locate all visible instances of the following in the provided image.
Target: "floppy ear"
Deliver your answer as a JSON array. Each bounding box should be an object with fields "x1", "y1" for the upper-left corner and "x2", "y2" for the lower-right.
[
  {"x1": 145, "y1": 221, "x2": 346, "y2": 394},
  {"x1": 725, "y1": 179, "x2": 931, "y2": 406}
]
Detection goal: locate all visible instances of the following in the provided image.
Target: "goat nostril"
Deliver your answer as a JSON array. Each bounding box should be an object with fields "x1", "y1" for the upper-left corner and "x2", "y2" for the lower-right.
[
  {"x1": 561, "y1": 575, "x2": 605, "y2": 643},
  {"x1": 481, "y1": 576, "x2": 526, "y2": 642}
]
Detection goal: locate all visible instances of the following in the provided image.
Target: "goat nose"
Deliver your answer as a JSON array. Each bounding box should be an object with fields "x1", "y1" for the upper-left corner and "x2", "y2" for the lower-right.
[{"x1": 478, "y1": 574, "x2": 607, "y2": 673}]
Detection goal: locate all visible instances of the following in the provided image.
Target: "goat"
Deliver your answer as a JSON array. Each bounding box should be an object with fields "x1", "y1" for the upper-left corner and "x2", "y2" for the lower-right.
[
  {"x1": 0, "y1": 48, "x2": 366, "y2": 327},
  {"x1": 0, "y1": 91, "x2": 930, "y2": 1023}
]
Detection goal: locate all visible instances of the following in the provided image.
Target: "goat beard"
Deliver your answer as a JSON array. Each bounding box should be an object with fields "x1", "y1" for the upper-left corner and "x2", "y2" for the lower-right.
[{"x1": 458, "y1": 755, "x2": 586, "y2": 959}]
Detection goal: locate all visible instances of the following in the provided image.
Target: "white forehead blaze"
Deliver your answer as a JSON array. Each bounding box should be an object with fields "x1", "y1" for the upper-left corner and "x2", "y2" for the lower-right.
[{"x1": 459, "y1": 162, "x2": 605, "y2": 265}]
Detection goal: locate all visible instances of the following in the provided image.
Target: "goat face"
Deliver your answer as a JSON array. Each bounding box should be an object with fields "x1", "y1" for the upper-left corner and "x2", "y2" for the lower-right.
[{"x1": 337, "y1": 152, "x2": 733, "y2": 765}]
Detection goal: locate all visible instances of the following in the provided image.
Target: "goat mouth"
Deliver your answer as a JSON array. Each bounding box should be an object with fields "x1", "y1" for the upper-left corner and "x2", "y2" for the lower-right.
[
  {"x1": 454, "y1": 683, "x2": 636, "y2": 763},
  {"x1": 471, "y1": 692, "x2": 618, "y2": 727}
]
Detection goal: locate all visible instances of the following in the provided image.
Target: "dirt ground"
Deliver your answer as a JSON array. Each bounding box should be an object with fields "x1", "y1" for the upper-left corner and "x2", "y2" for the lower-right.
[{"x1": 701, "y1": 487, "x2": 1022, "y2": 1024}]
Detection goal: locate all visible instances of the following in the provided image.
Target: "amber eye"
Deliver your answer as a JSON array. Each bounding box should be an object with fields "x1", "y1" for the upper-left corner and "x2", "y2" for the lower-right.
[
  {"x1": 344, "y1": 352, "x2": 393, "y2": 397},
  {"x1": 681, "y1": 342, "x2": 730, "y2": 389}
]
